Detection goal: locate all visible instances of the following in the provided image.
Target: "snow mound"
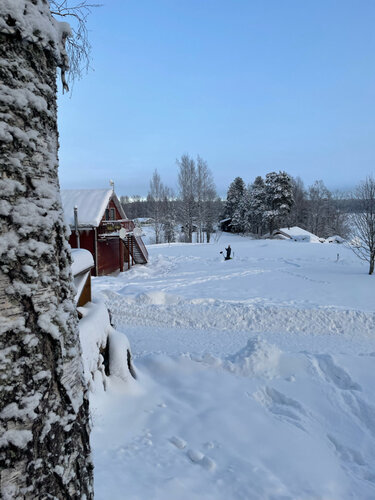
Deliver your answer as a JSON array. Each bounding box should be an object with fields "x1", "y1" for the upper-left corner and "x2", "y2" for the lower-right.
[
  {"x1": 108, "y1": 327, "x2": 136, "y2": 383},
  {"x1": 71, "y1": 248, "x2": 94, "y2": 275},
  {"x1": 78, "y1": 299, "x2": 137, "y2": 393},
  {"x1": 135, "y1": 291, "x2": 182, "y2": 306},
  {"x1": 326, "y1": 235, "x2": 345, "y2": 244},
  {"x1": 225, "y1": 337, "x2": 282, "y2": 378}
]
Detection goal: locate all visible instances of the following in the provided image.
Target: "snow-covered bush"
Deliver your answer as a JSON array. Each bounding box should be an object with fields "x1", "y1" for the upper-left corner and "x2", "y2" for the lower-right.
[
  {"x1": 78, "y1": 299, "x2": 136, "y2": 393},
  {"x1": 225, "y1": 338, "x2": 282, "y2": 378}
]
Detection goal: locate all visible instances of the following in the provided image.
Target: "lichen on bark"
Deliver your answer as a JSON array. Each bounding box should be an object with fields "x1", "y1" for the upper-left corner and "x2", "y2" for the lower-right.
[{"x1": 0, "y1": 1, "x2": 93, "y2": 498}]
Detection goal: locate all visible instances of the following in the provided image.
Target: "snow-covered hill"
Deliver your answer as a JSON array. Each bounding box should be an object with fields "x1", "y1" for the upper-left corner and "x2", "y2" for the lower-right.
[{"x1": 90, "y1": 233, "x2": 375, "y2": 500}]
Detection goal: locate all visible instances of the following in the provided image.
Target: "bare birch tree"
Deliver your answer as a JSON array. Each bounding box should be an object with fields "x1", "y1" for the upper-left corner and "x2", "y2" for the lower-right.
[
  {"x1": 148, "y1": 169, "x2": 164, "y2": 244},
  {"x1": 49, "y1": 0, "x2": 101, "y2": 89},
  {"x1": 349, "y1": 176, "x2": 375, "y2": 275},
  {"x1": 196, "y1": 156, "x2": 217, "y2": 243},
  {"x1": 162, "y1": 186, "x2": 176, "y2": 243},
  {"x1": 177, "y1": 154, "x2": 197, "y2": 243}
]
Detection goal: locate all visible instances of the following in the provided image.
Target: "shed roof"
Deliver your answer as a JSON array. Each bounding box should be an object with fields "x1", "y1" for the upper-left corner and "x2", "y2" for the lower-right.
[
  {"x1": 277, "y1": 227, "x2": 321, "y2": 242},
  {"x1": 61, "y1": 188, "x2": 126, "y2": 227}
]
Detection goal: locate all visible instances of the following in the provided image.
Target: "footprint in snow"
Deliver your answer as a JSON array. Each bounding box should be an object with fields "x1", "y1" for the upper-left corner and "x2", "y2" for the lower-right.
[
  {"x1": 315, "y1": 354, "x2": 362, "y2": 391},
  {"x1": 170, "y1": 436, "x2": 187, "y2": 449},
  {"x1": 201, "y1": 455, "x2": 216, "y2": 471},
  {"x1": 327, "y1": 434, "x2": 375, "y2": 484},
  {"x1": 187, "y1": 449, "x2": 217, "y2": 471},
  {"x1": 342, "y1": 392, "x2": 375, "y2": 438},
  {"x1": 255, "y1": 386, "x2": 308, "y2": 432},
  {"x1": 170, "y1": 437, "x2": 217, "y2": 471},
  {"x1": 187, "y1": 449, "x2": 204, "y2": 462}
]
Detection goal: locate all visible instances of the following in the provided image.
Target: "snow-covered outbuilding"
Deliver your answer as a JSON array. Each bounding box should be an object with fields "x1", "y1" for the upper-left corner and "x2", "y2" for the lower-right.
[
  {"x1": 268, "y1": 227, "x2": 324, "y2": 243},
  {"x1": 326, "y1": 235, "x2": 345, "y2": 244},
  {"x1": 61, "y1": 188, "x2": 148, "y2": 276},
  {"x1": 220, "y1": 218, "x2": 232, "y2": 232}
]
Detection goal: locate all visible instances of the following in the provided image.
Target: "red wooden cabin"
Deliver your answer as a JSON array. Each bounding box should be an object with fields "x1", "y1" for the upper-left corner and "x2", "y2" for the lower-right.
[{"x1": 61, "y1": 188, "x2": 148, "y2": 276}]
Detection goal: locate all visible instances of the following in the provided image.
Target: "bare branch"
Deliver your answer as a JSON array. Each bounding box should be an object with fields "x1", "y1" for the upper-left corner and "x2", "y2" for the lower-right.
[
  {"x1": 49, "y1": 1, "x2": 101, "y2": 89},
  {"x1": 347, "y1": 176, "x2": 375, "y2": 274}
]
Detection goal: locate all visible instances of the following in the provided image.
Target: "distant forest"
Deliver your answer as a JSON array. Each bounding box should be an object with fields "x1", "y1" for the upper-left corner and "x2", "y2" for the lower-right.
[{"x1": 120, "y1": 156, "x2": 366, "y2": 242}]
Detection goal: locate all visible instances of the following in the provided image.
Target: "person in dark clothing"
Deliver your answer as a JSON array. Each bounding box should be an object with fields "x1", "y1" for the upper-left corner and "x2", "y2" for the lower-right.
[{"x1": 225, "y1": 245, "x2": 231, "y2": 260}]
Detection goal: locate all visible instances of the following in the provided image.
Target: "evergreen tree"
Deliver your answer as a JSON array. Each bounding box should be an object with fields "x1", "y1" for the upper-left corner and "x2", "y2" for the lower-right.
[
  {"x1": 231, "y1": 205, "x2": 245, "y2": 233},
  {"x1": 247, "y1": 176, "x2": 267, "y2": 235},
  {"x1": 264, "y1": 171, "x2": 294, "y2": 234},
  {"x1": 240, "y1": 187, "x2": 253, "y2": 234},
  {"x1": 223, "y1": 177, "x2": 245, "y2": 232},
  {"x1": 231, "y1": 188, "x2": 248, "y2": 233}
]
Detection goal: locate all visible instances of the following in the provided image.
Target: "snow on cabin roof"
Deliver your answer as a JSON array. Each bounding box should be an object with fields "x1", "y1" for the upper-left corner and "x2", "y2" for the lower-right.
[
  {"x1": 71, "y1": 249, "x2": 94, "y2": 276},
  {"x1": 60, "y1": 188, "x2": 126, "y2": 227},
  {"x1": 277, "y1": 226, "x2": 321, "y2": 242}
]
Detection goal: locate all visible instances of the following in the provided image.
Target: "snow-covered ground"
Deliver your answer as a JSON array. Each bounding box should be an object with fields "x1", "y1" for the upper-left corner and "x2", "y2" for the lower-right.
[{"x1": 90, "y1": 233, "x2": 375, "y2": 500}]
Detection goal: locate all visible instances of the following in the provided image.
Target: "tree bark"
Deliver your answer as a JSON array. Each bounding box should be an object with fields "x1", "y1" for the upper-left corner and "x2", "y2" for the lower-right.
[
  {"x1": 0, "y1": 7, "x2": 93, "y2": 499},
  {"x1": 369, "y1": 258, "x2": 374, "y2": 275}
]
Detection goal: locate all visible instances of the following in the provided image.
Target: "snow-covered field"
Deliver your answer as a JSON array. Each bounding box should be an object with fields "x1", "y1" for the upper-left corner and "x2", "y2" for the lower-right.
[{"x1": 90, "y1": 233, "x2": 375, "y2": 500}]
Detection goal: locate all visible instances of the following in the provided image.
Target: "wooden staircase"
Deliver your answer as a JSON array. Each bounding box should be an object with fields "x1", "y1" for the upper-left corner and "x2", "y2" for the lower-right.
[{"x1": 124, "y1": 234, "x2": 148, "y2": 265}]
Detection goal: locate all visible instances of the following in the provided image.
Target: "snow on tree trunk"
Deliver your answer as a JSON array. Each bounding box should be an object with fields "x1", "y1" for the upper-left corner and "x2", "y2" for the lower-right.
[{"x1": 0, "y1": 2, "x2": 93, "y2": 498}]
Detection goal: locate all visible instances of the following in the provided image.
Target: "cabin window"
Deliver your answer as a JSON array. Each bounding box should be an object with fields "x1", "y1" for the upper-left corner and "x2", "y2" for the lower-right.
[
  {"x1": 105, "y1": 208, "x2": 110, "y2": 221},
  {"x1": 110, "y1": 208, "x2": 115, "y2": 220}
]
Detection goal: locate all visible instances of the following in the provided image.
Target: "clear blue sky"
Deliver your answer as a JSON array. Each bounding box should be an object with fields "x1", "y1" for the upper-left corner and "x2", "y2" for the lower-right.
[{"x1": 58, "y1": 0, "x2": 375, "y2": 197}]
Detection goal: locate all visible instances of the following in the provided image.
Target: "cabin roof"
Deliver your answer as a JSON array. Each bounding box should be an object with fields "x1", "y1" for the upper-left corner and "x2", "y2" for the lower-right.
[
  {"x1": 277, "y1": 226, "x2": 315, "y2": 237},
  {"x1": 61, "y1": 188, "x2": 126, "y2": 227}
]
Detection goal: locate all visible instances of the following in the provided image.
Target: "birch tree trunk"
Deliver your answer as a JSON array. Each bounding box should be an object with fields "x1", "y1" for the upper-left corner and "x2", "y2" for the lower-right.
[{"x1": 0, "y1": 2, "x2": 93, "y2": 498}]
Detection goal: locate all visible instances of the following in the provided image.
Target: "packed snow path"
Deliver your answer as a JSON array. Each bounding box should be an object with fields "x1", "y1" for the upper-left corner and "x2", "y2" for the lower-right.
[
  {"x1": 91, "y1": 235, "x2": 375, "y2": 499},
  {"x1": 94, "y1": 237, "x2": 375, "y2": 344}
]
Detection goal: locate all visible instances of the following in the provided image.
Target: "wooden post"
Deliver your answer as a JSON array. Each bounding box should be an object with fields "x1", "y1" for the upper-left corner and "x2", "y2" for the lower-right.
[
  {"x1": 127, "y1": 236, "x2": 131, "y2": 269},
  {"x1": 119, "y1": 238, "x2": 124, "y2": 272}
]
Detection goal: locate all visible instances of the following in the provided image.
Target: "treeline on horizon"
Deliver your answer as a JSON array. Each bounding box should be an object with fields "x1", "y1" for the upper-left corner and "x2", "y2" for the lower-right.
[{"x1": 120, "y1": 154, "x2": 365, "y2": 243}]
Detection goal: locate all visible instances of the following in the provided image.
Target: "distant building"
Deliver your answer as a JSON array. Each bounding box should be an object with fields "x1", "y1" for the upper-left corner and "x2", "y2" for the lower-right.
[
  {"x1": 61, "y1": 188, "x2": 148, "y2": 276},
  {"x1": 219, "y1": 218, "x2": 232, "y2": 232},
  {"x1": 265, "y1": 226, "x2": 324, "y2": 243}
]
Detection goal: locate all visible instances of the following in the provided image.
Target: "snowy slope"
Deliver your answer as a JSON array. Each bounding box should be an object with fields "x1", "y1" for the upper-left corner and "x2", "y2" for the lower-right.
[{"x1": 90, "y1": 233, "x2": 375, "y2": 500}]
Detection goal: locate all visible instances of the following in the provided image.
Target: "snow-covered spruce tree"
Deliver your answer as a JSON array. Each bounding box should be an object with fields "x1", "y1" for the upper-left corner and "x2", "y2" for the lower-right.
[
  {"x1": 0, "y1": 2, "x2": 93, "y2": 498},
  {"x1": 248, "y1": 176, "x2": 267, "y2": 235},
  {"x1": 223, "y1": 177, "x2": 245, "y2": 232},
  {"x1": 231, "y1": 189, "x2": 247, "y2": 233},
  {"x1": 237, "y1": 185, "x2": 253, "y2": 234},
  {"x1": 264, "y1": 171, "x2": 294, "y2": 234}
]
